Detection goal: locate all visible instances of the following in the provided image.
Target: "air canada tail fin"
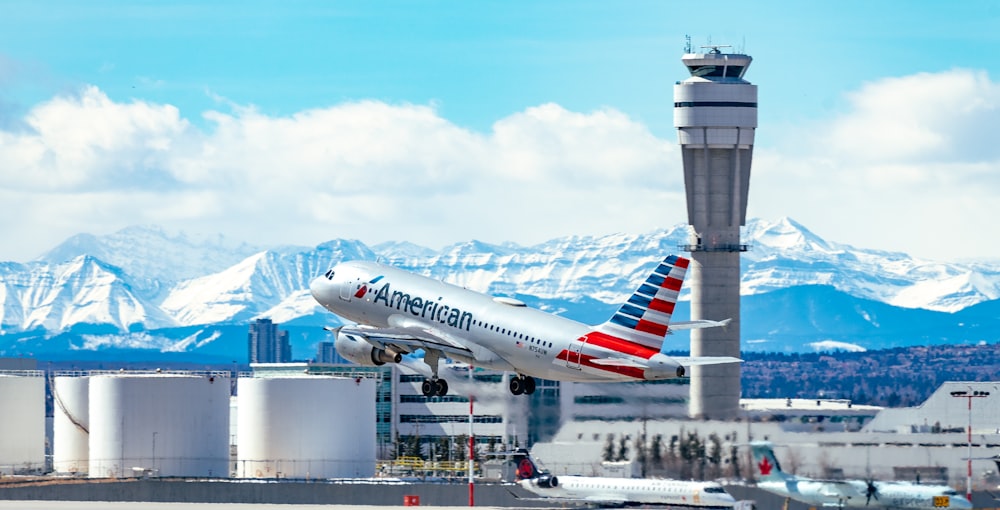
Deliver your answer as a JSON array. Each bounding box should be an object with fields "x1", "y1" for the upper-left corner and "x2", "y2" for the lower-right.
[
  {"x1": 511, "y1": 448, "x2": 558, "y2": 488},
  {"x1": 749, "y1": 442, "x2": 794, "y2": 482},
  {"x1": 511, "y1": 448, "x2": 543, "y2": 481},
  {"x1": 596, "y1": 255, "x2": 690, "y2": 350}
]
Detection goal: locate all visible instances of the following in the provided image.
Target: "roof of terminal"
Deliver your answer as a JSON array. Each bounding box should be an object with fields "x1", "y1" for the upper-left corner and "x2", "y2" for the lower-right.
[{"x1": 740, "y1": 398, "x2": 883, "y2": 414}]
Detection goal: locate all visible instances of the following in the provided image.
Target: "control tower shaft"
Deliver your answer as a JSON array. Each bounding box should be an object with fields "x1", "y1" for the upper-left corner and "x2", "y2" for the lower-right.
[{"x1": 673, "y1": 47, "x2": 756, "y2": 419}]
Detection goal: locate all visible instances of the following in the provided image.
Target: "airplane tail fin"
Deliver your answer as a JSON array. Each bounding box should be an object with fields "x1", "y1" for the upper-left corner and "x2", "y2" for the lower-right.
[
  {"x1": 749, "y1": 442, "x2": 794, "y2": 482},
  {"x1": 511, "y1": 448, "x2": 544, "y2": 481},
  {"x1": 595, "y1": 255, "x2": 690, "y2": 350},
  {"x1": 596, "y1": 255, "x2": 732, "y2": 351},
  {"x1": 511, "y1": 448, "x2": 558, "y2": 488}
]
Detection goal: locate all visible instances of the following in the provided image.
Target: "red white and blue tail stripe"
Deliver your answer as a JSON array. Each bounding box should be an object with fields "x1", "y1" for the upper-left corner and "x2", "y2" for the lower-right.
[{"x1": 596, "y1": 255, "x2": 688, "y2": 350}]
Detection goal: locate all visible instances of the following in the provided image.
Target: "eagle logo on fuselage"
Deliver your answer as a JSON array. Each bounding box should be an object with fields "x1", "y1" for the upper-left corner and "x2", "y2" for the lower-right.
[{"x1": 355, "y1": 275, "x2": 384, "y2": 298}]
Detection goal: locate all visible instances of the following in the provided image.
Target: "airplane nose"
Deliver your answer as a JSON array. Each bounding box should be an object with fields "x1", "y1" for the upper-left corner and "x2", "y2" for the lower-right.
[{"x1": 309, "y1": 276, "x2": 330, "y2": 304}]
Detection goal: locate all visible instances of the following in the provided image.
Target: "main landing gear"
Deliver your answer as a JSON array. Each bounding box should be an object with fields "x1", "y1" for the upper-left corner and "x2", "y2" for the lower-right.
[
  {"x1": 421, "y1": 350, "x2": 449, "y2": 397},
  {"x1": 421, "y1": 378, "x2": 449, "y2": 397},
  {"x1": 509, "y1": 374, "x2": 536, "y2": 395}
]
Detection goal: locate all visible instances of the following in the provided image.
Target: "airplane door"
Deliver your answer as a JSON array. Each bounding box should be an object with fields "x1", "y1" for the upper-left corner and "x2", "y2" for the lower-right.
[
  {"x1": 566, "y1": 336, "x2": 586, "y2": 370},
  {"x1": 340, "y1": 278, "x2": 358, "y2": 301}
]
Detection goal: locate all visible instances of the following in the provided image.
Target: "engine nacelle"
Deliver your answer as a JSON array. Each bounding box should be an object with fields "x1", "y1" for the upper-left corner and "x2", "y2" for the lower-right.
[
  {"x1": 644, "y1": 352, "x2": 685, "y2": 380},
  {"x1": 335, "y1": 332, "x2": 402, "y2": 366},
  {"x1": 535, "y1": 475, "x2": 558, "y2": 489}
]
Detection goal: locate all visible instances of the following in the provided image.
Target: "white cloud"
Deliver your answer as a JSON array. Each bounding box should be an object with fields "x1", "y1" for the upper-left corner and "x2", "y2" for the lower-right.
[
  {"x1": 827, "y1": 70, "x2": 1000, "y2": 165},
  {"x1": 0, "y1": 86, "x2": 190, "y2": 191},
  {"x1": 0, "y1": 87, "x2": 684, "y2": 261},
  {"x1": 489, "y1": 103, "x2": 674, "y2": 185},
  {"x1": 4, "y1": 70, "x2": 998, "y2": 263},
  {"x1": 748, "y1": 68, "x2": 1000, "y2": 260}
]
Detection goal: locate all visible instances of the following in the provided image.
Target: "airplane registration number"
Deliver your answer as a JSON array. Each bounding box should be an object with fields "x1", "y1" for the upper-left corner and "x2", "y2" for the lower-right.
[{"x1": 933, "y1": 496, "x2": 949, "y2": 508}]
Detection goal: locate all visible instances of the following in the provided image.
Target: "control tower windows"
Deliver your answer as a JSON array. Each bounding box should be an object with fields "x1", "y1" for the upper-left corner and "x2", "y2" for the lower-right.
[{"x1": 686, "y1": 65, "x2": 745, "y2": 79}]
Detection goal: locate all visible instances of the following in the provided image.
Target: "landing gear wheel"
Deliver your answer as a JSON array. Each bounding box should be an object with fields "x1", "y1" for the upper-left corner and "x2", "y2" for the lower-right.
[
  {"x1": 523, "y1": 376, "x2": 536, "y2": 395},
  {"x1": 509, "y1": 375, "x2": 524, "y2": 395},
  {"x1": 421, "y1": 379, "x2": 435, "y2": 397},
  {"x1": 434, "y1": 378, "x2": 449, "y2": 396}
]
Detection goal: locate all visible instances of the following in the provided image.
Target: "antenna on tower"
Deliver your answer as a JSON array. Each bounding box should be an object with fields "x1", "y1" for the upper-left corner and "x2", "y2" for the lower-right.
[
  {"x1": 701, "y1": 44, "x2": 732, "y2": 54},
  {"x1": 684, "y1": 35, "x2": 691, "y2": 54}
]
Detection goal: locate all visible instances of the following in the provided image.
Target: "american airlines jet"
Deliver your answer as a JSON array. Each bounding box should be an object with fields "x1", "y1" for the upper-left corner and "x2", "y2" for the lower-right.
[
  {"x1": 512, "y1": 449, "x2": 737, "y2": 508},
  {"x1": 310, "y1": 255, "x2": 739, "y2": 396}
]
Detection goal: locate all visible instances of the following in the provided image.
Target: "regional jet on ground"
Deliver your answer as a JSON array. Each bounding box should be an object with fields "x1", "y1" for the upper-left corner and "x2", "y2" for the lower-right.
[
  {"x1": 310, "y1": 255, "x2": 739, "y2": 396},
  {"x1": 750, "y1": 442, "x2": 972, "y2": 509},
  {"x1": 511, "y1": 448, "x2": 737, "y2": 508}
]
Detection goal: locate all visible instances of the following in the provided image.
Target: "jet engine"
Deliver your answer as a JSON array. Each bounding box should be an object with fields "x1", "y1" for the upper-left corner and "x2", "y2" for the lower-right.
[
  {"x1": 335, "y1": 332, "x2": 402, "y2": 366},
  {"x1": 644, "y1": 352, "x2": 685, "y2": 380},
  {"x1": 531, "y1": 475, "x2": 558, "y2": 489}
]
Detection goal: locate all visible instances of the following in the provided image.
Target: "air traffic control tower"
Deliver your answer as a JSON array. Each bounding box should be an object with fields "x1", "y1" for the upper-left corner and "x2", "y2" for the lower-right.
[{"x1": 674, "y1": 45, "x2": 755, "y2": 419}]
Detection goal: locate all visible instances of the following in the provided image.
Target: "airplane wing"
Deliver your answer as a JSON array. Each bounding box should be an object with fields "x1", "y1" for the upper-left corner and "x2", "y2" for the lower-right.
[
  {"x1": 582, "y1": 496, "x2": 628, "y2": 506},
  {"x1": 506, "y1": 489, "x2": 626, "y2": 507},
  {"x1": 814, "y1": 480, "x2": 865, "y2": 499},
  {"x1": 341, "y1": 325, "x2": 474, "y2": 358},
  {"x1": 669, "y1": 318, "x2": 732, "y2": 330}
]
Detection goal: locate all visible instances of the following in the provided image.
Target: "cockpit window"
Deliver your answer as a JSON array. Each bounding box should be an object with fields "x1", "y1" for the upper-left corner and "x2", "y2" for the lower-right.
[
  {"x1": 324, "y1": 269, "x2": 335, "y2": 280},
  {"x1": 704, "y1": 486, "x2": 727, "y2": 493}
]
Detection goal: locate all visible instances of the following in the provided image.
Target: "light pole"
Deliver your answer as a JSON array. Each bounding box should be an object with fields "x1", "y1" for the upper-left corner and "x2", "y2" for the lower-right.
[
  {"x1": 468, "y1": 365, "x2": 475, "y2": 507},
  {"x1": 950, "y1": 388, "x2": 989, "y2": 502}
]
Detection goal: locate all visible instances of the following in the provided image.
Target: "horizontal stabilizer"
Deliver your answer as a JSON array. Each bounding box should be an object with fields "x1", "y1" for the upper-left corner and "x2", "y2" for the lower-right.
[
  {"x1": 669, "y1": 318, "x2": 732, "y2": 330},
  {"x1": 672, "y1": 356, "x2": 742, "y2": 366}
]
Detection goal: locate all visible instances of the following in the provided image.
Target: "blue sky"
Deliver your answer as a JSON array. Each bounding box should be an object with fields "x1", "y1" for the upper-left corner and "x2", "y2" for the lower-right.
[{"x1": 1, "y1": 1, "x2": 999, "y2": 262}]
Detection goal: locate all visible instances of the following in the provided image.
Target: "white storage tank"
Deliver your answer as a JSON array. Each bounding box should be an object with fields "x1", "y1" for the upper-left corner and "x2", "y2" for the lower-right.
[
  {"x1": 88, "y1": 372, "x2": 230, "y2": 478},
  {"x1": 0, "y1": 371, "x2": 45, "y2": 474},
  {"x1": 237, "y1": 376, "x2": 376, "y2": 479},
  {"x1": 52, "y1": 375, "x2": 90, "y2": 474}
]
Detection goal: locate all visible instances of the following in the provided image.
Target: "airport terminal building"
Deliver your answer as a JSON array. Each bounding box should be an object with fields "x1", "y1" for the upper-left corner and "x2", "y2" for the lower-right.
[{"x1": 250, "y1": 362, "x2": 1000, "y2": 490}]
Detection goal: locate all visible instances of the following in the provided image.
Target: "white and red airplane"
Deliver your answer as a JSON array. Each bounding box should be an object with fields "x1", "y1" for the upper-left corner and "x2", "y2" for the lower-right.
[
  {"x1": 511, "y1": 448, "x2": 738, "y2": 508},
  {"x1": 310, "y1": 255, "x2": 739, "y2": 396}
]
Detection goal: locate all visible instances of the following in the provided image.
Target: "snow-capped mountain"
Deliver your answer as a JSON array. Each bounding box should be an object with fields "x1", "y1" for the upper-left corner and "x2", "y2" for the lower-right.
[
  {"x1": 160, "y1": 240, "x2": 375, "y2": 326},
  {"x1": 0, "y1": 255, "x2": 175, "y2": 332},
  {"x1": 742, "y1": 218, "x2": 1000, "y2": 312},
  {"x1": 1, "y1": 218, "x2": 999, "y2": 358},
  {"x1": 34, "y1": 225, "x2": 267, "y2": 295}
]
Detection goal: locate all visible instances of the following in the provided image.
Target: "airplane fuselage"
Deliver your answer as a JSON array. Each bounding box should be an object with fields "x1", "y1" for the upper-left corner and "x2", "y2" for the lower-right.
[
  {"x1": 758, "y1": 479, "x2": 971, "y2": 509},
  {"x1": 311, "y1": 260, "x2": 681, "y2": 383},
  {"x1": 519, "y1": 474, "x2": 735, "y2": 508}
]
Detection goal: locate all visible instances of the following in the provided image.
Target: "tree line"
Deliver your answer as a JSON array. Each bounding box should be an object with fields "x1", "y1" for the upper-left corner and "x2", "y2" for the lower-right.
[{"x1": 601, "y1": 429, "x2": 747, "y2": 481}]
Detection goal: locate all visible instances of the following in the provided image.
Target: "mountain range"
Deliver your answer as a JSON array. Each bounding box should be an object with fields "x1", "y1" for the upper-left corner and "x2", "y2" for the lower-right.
[{"x1": 1, "y1": 218, "x2": 998, "y2": 362}]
